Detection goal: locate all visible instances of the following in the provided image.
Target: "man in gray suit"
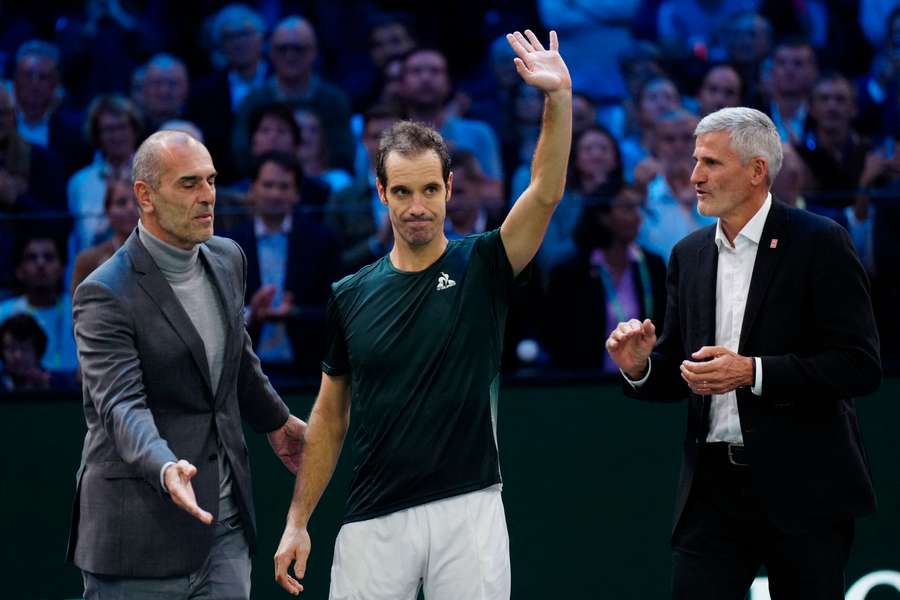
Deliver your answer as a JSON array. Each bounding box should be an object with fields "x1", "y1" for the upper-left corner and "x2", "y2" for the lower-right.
[{"x1": 68, "y1": 130, "x2": 306, "y2": 599}]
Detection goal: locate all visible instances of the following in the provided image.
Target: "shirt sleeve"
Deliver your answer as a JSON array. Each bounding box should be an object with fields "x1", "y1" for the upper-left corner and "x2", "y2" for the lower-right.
[{"x1": 321, "y1": 289, "x2": 350, "y2": 376}]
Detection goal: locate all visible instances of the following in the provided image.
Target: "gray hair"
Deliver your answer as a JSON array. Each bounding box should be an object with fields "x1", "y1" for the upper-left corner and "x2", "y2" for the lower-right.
[
  {"x1": 694, "y1": 107, "x2": 783, "y2": 186},
  {"x1": 15, "y1": 39, "x2": 60, "y2": 66},
  {"x1": 145, "y1": 53, "x2": 187, "y2": 74},
  {"x1": 132, "y1": 130, "x2": 201, "y2": 188},
  {"x1": 211, "y1": 4, "x2": 264, "y2": 45}
]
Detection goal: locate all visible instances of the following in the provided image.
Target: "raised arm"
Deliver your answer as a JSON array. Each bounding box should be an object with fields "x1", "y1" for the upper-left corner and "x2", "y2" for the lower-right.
[
  {"x1": 500, "y1": 30, "x2": 573, "y2": 276},
  {"x1": 274, "y1": 372, "x2": 351, "y2": 596}
]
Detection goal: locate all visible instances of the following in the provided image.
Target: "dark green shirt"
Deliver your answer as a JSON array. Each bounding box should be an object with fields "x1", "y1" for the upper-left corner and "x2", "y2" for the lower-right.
[{"x1": 323, "y1": 229, "x2": 520, "y2": 523}]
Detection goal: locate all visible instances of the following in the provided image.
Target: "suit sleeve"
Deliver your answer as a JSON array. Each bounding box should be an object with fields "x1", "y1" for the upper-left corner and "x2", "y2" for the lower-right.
[
  {"x1": 760, "y1": 222, "x2": 881, "y2": 398},
  {"x1": 623, "y1": 242, "x2": 690, "y2": 403},
  {"x1": 73, "y1": 281, "x2": 177, "y2": 494},
  {"x1": 232, "y1": 239, "x2": 291, "y2": 432}
]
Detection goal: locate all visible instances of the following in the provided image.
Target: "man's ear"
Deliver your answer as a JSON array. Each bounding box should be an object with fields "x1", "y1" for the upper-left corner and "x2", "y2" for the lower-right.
[
  {"x1": 445, "y1": 171, "x2": 453, "y2": 204},
  {"x1": 375, "y1": 178, "x2": 388, "y2": 206},
  {"x1": 751, "y1": 157, "x2": 768, "y2": 187},
  {"x1": 133, "y1": 181, "x2": 154, "y2": 214}
]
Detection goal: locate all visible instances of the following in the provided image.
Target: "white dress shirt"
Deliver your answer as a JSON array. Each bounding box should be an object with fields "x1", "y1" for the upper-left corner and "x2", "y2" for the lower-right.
[
  {"x1": 625, "y1": 195, "x2": 770, "y2": 442},
  {"x1": 706, "y1": 195, "x2": 770, "y2": 442}
]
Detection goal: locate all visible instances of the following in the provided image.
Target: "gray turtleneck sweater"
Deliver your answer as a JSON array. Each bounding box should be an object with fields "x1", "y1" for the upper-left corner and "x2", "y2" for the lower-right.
[{"x1": 138, "y1": 221, "x2": 238, "y2": 519}]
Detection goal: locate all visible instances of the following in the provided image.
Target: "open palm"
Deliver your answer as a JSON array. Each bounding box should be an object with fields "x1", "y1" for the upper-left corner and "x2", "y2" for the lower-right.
[{"x1": 506, "y1": 30, "x2": 572, "y2": 93}]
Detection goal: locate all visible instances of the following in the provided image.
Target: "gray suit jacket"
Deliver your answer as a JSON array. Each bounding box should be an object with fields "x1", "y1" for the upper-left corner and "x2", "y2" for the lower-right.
[{"x1": 67, "y1": 230, "x2": 289, "y2": 577}]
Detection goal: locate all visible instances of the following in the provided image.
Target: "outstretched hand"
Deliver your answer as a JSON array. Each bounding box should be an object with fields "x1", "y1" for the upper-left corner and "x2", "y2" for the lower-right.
[
  {"x1": 605, "y1": 319, "x2": 657, "y2": 379},
  {"x1": 164, "y1": 460, "x2": 213, "y2": 525},
  {"x1": 506, "y1": 30, "x2": 572, "y2": 94}
]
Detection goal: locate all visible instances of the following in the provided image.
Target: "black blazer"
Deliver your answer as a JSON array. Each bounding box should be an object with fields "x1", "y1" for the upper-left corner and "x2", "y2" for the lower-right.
[
  {"x1": 68, "y1": 232, "x2": 290, "y2": 576},
  {"x1": 625, "y1": 200, "x2": 881, "y2": 534},
  {"x1": 224, "y1": 213, "x2": 340, "y2": 373},
  {"x1": 544, "y1": 246, "x2": 667, "y2": 370}
]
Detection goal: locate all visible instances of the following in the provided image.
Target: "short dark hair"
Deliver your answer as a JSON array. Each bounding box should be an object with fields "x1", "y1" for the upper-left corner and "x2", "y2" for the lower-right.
[
  {"x1": 13, "y1": 234, "x2": 65, "y2": 268},
  {"x1": 364, "y1": 103, "x2": 400, "y2": 126},
  {"x1": 0, "y1": 313, "x2": 48, "y2": 361},
  {"x1": 375, "y1": 120, "x2": 450, "y2": 188},
  {"x1": 573, "y1": 183, "x2": 631, "y2": 252},
  {"x1": 570, "y1": 124, "x2": 623, "y2": 191},
  {"x1": 250, "y1": 150, "x2": 304, "y2": 188},
  {"x1": 85, "y1": 94, "x2": 143, "y2": 147},
  {"x1": 248, "y1": 102, "x2": 302, "y2": 148}
]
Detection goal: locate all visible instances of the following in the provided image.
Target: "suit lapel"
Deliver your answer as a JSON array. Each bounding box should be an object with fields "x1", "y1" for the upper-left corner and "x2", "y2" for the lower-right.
[
  {"x1": 739, "y1": 203, "x2": 789, "y2": 353},
  {"x1": 126, "y1": 232, "x2": 214, "y2": 396},
  {"x1": 199, "y1": 244, "x2": 238, "y2": 402},
  {"x1": 695, "y1": 231, "x2": 719, "y2": 350}
]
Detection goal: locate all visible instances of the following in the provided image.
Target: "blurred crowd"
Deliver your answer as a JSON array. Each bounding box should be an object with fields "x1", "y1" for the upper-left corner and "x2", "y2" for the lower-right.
[{"x1": 1, "y1": 0, "x2": 899, "y2": 393}]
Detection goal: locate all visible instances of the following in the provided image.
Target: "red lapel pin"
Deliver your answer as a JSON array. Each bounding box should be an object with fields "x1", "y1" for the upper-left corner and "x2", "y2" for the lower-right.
[{"x1": 770, "y1": 239, "x2": 778, "y2": 249}]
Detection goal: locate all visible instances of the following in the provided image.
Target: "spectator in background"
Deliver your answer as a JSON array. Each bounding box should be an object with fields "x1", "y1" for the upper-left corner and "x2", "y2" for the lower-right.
[
  {"x1": 0, "y1": 82, "x2": 67, "y2": 296},
  {"x1": 445, "y1": 150, "x2": 498, "y2": 239},
  {"x1": 326, "y1": 104, "x2": 398, "y2": 275},
  {"x1": 620, "y1": 76, "x2": 682, "y2": 182},
  {"x1": 771, "y1": 143, "x2": 809, "y2": 208},
  {"x1": 636, "y1": 109, "x2": 716, "y2": 261},
  {"x1": 696, "y1": 64, "x2": 742, "y2": 116},
  {"x1": 70, "y1": 179, "x2": 138, "y2": 295},
  {"x1": 544, "y1": 186, "x2": 666, "y2": 372},
  {"x1": 66, "y1": 94, "x2": 142, "y2": 261},
  {"x1": 765, "y1": 38, "x2": 818, "y2": 142},
  {"x1": 609, "y1": 41, "x2": 666, "y2": 142},
  {"x1": 0, "y1": 313, "x2": 55, "y2": 392},
  {"x1": 796, "y1": 73, "x2": 887, "y2": 211},
  {"x1": 656, "y1": 0, "x2": 758, "y2": 60},
  {"x1": 188, "y1": 4, "x2": 267, "y2": 184},
  {"x1": 158, "y1": 118, "x2": 204, "y2": 141},
  {"x1": 537, "y1": 0, "x2": 640, "y2": 102},
  {"x1": 139, "y1": 53, "x2": 189, "y2": 131},
  {"x1": 857, "y1": 7, "x2": 900, "y2": 139},
  {"x1": 352, "y1": 11, "x2": 417, "y2": 111},
  {"x1": 294, "y1": 108, "x2": 352, "y2": 195},
  {"x1": 537, "y1": 124, "x2": 623, "y2": 275},
  {"x1": 400, "y1": 47, "x2": 505, "y2": 200},
  {"x1": 0, "y1": 235, "x2": 78, "y2": 373},
  {"x1": 722, "y1": 12, "x2": 773, "y2": 105},
  {"x1": 234, "y1": 16, "x2": 355, "y2": 174},
  {"x1": 12, "y1": 39, "x2": 86, "y2": 175},
  {"x1": 223, "y1": 151, "x2": 339, "y2": 375}
]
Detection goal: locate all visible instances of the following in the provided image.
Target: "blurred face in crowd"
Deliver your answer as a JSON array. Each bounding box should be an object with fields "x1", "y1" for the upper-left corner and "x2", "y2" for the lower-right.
[
  {"x1": 446, "y1": 163, "x2": 482, "y2": 224},
  {"x1": 1, "y1": 331, "x2": 41, "y2": 380},
  {"x1": 380, "y1": 58, "x2": 406, "y2": 104},
  {"x1": 14, "y1": 54, "x2": 59, "y2": 120},
  {"x1": 270, "y1": 21, "x2": 317, "y2": 84},
  {"x1": 363, "y1": 116, "x2": 398, "y2": 164},
  {"x1": 772, "y1": 143, "x2": 805, "y2": 205},
  {"x1": 639, "y1": 79, "x2": 680, "y2": 128},
  {"x1": 403, "y1": 50, "x2": 450, "y2": 108},
  {"x1": 142, "y1": 62, "x2": 189, "y2": 121},
  {"x1": 219, "y1": 17, "x2": 263, "y2": 71},
  {"x1": 135, "y1": 137, "x2": 217, "y2": 250},
  {"x1": 295, "y1": 109, "x2": 323, "y2": 164},
  {"x1": 809, "y1": 77, "x2": 855, "y2": 134},
  {"x1": 97, "y1": 110, "x2": 138, "y2": 163},
  {"x1": 771, "y1": 45, "x2": 817, "y2": 97},
  {"x1": 698, "y1": 66, "x2": 742, "y2": 116},
  {"x1": 370, "y1": 22, "x2": 414, "y2": 68},
  {"x1": 251, "y1": 114, "x2": 296, "y2": 155},
  {"x1": 604, "y1": 189, "x2": 644, "y2": 245},
  {"x1": 727, "y1": 13, "x2": 771, "y2": 64},
  {"x1": 692, "y1": 130, "x2": 765, "y2": 220},
  {"x1": 654, "y1": 115, "x2": 699, "y2": 166},
  {"x1": 377, "y1": 150, "x2": 451, "y2": 248},
  {"x1": 105, "y1": 181, "x2": 139, "y2": 239},
  {"x1": 514, "y1": 83, "x2": 543, "y2": 125},
  {"x1": 250, "y1": 160, "x2": 299, "y2": 220},
  {"x1": 575, "y1": 129, "x2": 618, "y2": 182},
  {"x1": 16, "y1": 239, "x2": 63, "y2": 293}
]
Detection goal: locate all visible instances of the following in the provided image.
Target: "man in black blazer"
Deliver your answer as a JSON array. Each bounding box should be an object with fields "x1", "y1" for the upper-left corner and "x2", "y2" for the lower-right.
[
  {"x1": 69, "y1": 131, "x2": 306, "y2": 599},
  {"x1": 224, "y1": 150, "x2": 340, "y2": 375},
  {"x1": 606, "y1": 107, "x2": 881, "y2": 599}
]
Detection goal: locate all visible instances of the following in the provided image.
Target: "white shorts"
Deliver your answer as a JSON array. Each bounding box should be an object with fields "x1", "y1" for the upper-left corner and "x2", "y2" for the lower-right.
[{"x1": 329, "y1": 484, "x2": 510, "y2": 600}]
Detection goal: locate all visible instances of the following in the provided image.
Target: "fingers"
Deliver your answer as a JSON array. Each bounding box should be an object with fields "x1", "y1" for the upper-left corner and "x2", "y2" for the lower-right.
[
  {"x1": 691, "y1": 345, "x2": 727, "y2": 360},
  {"x1": 168, "y1": 461, "x2": 213, "y2": 525},
  {"x1": 549, "y1": 30, "x2": 558, "y2": 51},
  {"x1": 512, "y1": 57, "x2": 528, "y2": 77},
  {"x1": 274, "y1": 551, "x2": 303, "y2": 596},
  {"x1": 524, "y1": 29, "x2": 544, "y2": 51},
  {"x1": 513, "y1": 31, "x2": 534, "y2": 52},
  {"x1": 505, "y1": 33, "x2": 527, "y2": 58}
]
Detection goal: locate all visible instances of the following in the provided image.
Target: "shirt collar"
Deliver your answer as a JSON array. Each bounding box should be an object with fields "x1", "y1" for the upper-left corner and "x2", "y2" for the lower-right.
[
  {"x1": 715, "y1": 193, "x2": 772, "y2": 250},
  {"x1": 255, "y1": 214, "x2": 293, "y2": 237}
]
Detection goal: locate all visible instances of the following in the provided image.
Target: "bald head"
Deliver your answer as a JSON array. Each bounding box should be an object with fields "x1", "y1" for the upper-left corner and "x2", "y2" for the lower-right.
[
  {"x1": 270, "y1": 16, "x2": 318, "y2": 83},
  {"x1": 133, "y1": 130, "x2": 209, "y2": 189}
]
